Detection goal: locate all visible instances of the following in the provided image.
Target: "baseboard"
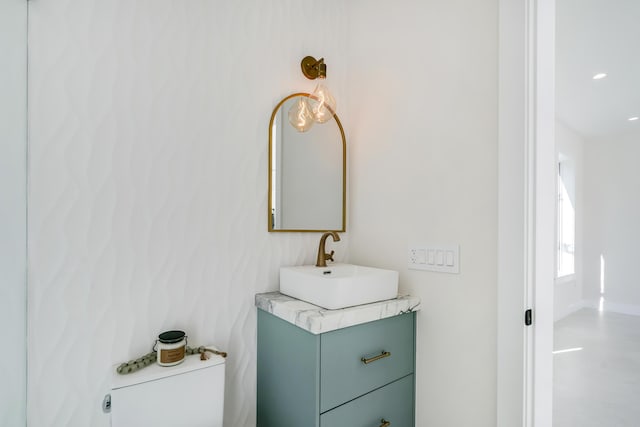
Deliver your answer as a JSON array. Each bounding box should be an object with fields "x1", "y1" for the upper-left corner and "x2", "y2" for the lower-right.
[{"x1": 582, "y1": 299, "x2": 640, "y2": 317}]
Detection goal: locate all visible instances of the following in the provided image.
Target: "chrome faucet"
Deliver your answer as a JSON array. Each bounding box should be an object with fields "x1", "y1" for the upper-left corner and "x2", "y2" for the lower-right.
[{"x1": 316, "y1": 231, "x2": 341, "y2": 267}]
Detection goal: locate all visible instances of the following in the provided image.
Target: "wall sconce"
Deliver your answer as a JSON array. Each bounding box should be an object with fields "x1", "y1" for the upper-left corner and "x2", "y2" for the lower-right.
[{"x1": 288, "y1": 55, "x2": 337, "y2": 132}]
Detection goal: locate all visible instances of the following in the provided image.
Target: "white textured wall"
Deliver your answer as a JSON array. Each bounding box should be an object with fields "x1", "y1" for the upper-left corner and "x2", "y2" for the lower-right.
[
  {"x1": 0, "y1": 0, "x2": 27, "y2": 425},
  {"x1": 346, "y1": 1, "x2": 498, "y2": 425},
  {"x1": 583, "y1": 130, "x2": 640, "y2": 313},
  {"x1": 554, "y1": 120, "x2": 584, "y2": 321},
  {"x1": 27, "y1": 1, "x2": 348, "y2": 425}
]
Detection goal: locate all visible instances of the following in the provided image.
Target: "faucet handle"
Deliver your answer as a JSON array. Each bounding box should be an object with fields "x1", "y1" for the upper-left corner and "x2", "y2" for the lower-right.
[{"x1": 325, "y1": 250, "x2": 335, "y2": 263}]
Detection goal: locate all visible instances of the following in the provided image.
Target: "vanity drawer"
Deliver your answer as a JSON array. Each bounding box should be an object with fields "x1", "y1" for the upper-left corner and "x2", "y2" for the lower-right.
[
  {"x1": 320, "y1": 374, "x2": 414, "y2": 427},
  {"x1": 320, "y1": 313, "x2": 415, "y2": 412}
]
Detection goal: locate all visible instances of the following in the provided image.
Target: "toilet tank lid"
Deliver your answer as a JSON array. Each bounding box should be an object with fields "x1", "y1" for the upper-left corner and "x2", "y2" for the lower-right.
[{"x1": 112, "y1": 346, "x2": 225, "y2": 390}]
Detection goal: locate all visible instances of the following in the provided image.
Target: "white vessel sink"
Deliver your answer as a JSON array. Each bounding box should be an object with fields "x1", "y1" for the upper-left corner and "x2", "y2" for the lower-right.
[{"x1": 279, "y1": 263, "x2": 399, "y2": 310}]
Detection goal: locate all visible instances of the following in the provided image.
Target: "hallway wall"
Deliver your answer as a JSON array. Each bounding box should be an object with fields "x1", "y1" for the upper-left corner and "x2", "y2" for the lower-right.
[{"x1": 583, "y1": 129, "x2": 640, "y2": 315}]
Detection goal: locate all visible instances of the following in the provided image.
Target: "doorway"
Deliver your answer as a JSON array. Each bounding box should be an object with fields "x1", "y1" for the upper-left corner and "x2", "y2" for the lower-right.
[{"x1": 553, "y1": 0, "x2": 640, "y2": 424}]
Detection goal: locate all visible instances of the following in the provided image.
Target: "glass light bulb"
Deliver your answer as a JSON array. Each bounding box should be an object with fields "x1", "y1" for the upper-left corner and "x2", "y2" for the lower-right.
[
  {"x1": 309, "y1": 80, "x2": 337, "y2": 124},
  {"x1": 287, "y1": 97, "x2": 314, "y2": 132}
]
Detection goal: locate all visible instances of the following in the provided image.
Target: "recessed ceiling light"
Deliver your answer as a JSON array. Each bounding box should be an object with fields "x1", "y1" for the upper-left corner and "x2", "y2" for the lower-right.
[
  {"x1": 592, "y1": 73, "x2": 608, "y2": 80},
  {"x1": 629, "y1": 116, "x2": 639, "y2": 121}
]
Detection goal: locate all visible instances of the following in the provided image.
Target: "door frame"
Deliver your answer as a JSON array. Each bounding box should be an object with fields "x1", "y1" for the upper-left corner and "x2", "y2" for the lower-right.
[{"x1": 497, "y1": 0, "x2": 555, "y2": 426}]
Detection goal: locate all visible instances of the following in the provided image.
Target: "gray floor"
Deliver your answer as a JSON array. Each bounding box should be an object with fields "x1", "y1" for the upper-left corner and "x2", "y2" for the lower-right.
[{"x1": 554, "y1": 308, "x2": 640, "y2": 426}]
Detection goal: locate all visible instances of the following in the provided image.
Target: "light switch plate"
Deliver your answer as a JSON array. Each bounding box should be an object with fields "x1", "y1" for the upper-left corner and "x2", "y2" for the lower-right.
[{"x1": 408, "y1": 244, "x2": 460, "y2": 273}]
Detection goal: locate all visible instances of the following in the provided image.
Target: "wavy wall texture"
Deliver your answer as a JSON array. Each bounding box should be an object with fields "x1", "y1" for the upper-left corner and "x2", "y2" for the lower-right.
[{"x1": 28, "y1": 1, "x2": 348, "y2": 425}]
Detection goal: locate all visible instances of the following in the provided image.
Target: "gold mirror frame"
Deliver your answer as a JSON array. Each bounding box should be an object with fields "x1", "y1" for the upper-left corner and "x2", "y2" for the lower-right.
[{"x1": 268, "y1": 92, "x2": 346, "y2": 232}]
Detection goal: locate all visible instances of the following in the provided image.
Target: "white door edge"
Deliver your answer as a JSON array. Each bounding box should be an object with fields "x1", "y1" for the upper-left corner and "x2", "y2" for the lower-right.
[{"x1": 497, "y1": 0, "x2": 555, "y2": 426}]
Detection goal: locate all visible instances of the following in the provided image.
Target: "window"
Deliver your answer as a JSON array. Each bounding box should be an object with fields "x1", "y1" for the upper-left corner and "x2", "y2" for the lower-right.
[{"x1": 556, "y1": 158, "x2": 575, "y2": 278}]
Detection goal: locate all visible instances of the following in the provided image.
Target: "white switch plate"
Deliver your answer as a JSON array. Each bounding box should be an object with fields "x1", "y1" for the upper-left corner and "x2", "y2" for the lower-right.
[{"x1": 408, "y1": 244, "x2": 460, "y2": 273}]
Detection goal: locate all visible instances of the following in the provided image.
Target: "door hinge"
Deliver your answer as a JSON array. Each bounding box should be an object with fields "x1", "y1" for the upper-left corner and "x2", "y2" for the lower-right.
[{"x1": 525, "y1": 309, "x2": 533, "y2": 326}]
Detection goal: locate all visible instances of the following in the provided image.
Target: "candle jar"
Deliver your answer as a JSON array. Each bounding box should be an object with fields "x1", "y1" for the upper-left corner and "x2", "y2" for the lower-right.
[{"x1": 155, "y1": 330, "x2": 187, "y2": 367}]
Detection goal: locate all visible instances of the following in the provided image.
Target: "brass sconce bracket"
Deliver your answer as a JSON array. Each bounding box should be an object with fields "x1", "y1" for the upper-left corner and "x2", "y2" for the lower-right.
[{"x1": 301, "y1": 56, "x2": 327, "y2": 80}]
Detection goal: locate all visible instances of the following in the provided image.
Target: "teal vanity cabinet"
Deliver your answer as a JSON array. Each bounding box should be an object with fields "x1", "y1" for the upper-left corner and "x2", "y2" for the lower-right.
[{"x1": 257, "y1": 307, "x2": 416, "y2": 427}]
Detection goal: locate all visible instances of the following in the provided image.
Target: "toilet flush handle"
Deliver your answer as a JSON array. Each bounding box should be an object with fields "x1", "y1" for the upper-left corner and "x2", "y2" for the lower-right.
[{"x1": 102, "y1": 394, "x2": 111, "y2": 413}]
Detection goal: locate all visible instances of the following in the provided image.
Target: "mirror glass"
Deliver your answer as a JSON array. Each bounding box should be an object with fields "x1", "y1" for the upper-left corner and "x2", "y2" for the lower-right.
[{"x1": 269, "y1": 93, "x2": 345, "y2": 232}]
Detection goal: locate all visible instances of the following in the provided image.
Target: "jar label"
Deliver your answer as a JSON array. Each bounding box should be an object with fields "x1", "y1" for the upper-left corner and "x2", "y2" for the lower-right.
[{"x1": 160, "y1": 346, "x2": 185, "y2": 364}]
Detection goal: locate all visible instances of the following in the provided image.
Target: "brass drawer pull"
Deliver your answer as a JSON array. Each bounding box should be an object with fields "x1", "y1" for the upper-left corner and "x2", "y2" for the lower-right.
[
  {"x1": 379, "y1": 419, "x2": 391, "y2": 427},
  {"x1": 361, "y1": 350, "x2": 391, "y2": 365}
]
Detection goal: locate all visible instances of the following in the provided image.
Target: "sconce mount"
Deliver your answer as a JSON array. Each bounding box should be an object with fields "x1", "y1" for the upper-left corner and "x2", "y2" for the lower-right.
[{"x1": 301, "y1": 56, "x2": 327, "y2": 80}]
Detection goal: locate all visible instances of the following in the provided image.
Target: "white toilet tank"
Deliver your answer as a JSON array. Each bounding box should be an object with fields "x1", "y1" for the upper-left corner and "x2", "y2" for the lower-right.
[{"x1": 110, "y1": 348, "x2": 225, "y2": 427}]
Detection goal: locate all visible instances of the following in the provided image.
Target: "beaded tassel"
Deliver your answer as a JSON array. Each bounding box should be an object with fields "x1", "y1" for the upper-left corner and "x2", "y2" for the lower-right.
[{"x1": 117, "y1": 346, "x2": 227, "y2": 375}]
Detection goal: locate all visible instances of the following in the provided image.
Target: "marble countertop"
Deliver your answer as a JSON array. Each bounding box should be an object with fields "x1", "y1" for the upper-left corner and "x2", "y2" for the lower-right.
[{"x1": 255, "y1": 292, "x2": 421, "y2": 335}]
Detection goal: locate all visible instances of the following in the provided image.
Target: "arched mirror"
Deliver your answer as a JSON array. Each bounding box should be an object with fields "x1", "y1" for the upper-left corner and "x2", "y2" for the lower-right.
[{"x1": 268, "y1": 93, "x2": 346, "y2": 232}]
